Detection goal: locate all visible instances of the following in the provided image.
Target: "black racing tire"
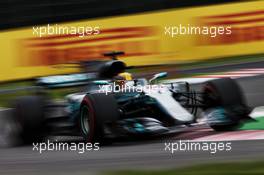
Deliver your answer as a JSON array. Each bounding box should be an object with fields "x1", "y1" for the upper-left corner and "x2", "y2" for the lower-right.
[
  {"x1": 13, "y1": 96, "x2": 46, "y2": 143},
  {"x1": 203, "y1": 78, "x2": 246, "y2": 108},
  {"x1": 210, "y1": 123, "x2": 240, "y2": 132},
  {"x1": 202, "y1": 78, "x2": 251, "y2": 131},
  {"x1": 79, "y1": 93, "x2": 119, "y2": 143}
]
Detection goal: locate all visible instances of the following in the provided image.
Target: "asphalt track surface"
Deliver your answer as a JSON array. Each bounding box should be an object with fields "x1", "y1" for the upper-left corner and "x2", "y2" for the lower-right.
[{"x1": 0, "y1": 70, "x2": 264, "y2": 175}]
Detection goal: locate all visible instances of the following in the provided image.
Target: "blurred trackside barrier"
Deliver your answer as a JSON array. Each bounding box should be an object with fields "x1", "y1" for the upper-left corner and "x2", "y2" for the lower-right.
[{"x1": 0, "y1": 1, "x2": 263, "y2": 82}]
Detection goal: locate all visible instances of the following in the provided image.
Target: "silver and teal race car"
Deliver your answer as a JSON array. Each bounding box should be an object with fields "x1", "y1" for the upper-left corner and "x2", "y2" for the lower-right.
[{"x1": 2, "y1": 52, "x2": 252, "y2": 145}]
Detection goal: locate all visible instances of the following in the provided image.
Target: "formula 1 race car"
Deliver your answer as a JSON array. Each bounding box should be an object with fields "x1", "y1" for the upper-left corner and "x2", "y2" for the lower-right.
[{"x1": 1, "y1": 52, "x2": 252, "y2": 145}]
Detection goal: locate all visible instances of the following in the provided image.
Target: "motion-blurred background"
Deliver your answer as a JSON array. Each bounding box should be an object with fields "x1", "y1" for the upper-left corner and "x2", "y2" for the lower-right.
[
  {"x1": 0, "y1": 1, "x2": 264, "y2": 175},
  {"x1": 0, "y1": 0, "x2": 263, "y2": 82}
]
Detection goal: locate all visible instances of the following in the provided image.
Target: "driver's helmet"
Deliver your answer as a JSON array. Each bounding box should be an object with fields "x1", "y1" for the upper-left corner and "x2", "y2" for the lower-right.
[
  {"x1": 113, "y1": 72, "x2": 133, "y2": 89},
  {"x1": 117, "y1": 72, "x2": 133, "y2": 81}
]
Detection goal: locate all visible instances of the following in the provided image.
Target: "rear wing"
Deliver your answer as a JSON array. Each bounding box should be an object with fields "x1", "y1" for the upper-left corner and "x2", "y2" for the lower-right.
[
  {"x1": 36, "y1": 58, "x2": 115, "y2": 88},
  {"x1": 36, "y1": 73, "x2": 97, "y2": 88}
]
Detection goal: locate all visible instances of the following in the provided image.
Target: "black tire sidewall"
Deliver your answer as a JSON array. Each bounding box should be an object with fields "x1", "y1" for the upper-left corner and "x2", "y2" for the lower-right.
[
  {"x1": 79, "y1": 93, "x2": 119, "y2": 143},
  {"x1": 202, "y1": 78, "x2": 250, "y2": 130},
  {"x1": 80, "y1": 96, "x2": 97, "y2": 143},
  {"x1": 13, "y1": 96, "x2": 45, "y2": 143}
]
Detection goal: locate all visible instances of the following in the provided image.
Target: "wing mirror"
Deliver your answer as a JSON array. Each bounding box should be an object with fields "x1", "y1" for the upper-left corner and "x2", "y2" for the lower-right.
[
  {"x1": 149, "y1": 72, "x2": 168, "y2": 84},
  {"x1": 93, "y1": 80, "x2": 110, "y2": 85}
]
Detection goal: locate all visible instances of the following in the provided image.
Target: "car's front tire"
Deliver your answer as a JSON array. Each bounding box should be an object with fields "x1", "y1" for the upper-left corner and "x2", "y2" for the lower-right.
[
  {"x1": 202, "y1": 78, "x2": 251, "y2": 131},
  {"x1": 79, "y1": 93, "x2": 119, "y2": 143}
]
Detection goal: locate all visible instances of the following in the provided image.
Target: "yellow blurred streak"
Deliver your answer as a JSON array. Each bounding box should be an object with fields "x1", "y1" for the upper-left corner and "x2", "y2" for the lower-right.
[{"x1": 0, "y1": 1, "x2": 263, "y2": 81}]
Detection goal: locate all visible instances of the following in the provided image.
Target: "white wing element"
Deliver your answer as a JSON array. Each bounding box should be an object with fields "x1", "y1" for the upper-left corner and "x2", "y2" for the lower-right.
[
  {"x1": 145, "y1": 89, "x2": 194, "y2": 122},
  {"x1": 162, "y1": 78, "x2": 217, "y2": 84}
]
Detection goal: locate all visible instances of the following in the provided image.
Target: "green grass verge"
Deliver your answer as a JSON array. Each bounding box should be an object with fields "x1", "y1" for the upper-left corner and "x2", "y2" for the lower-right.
[
  {"x1": 239, "y1": 117, "x2": 264, "y2": 130},
  {"x1": 104, "y1": 160, "x2": 264, "y2": 175}
]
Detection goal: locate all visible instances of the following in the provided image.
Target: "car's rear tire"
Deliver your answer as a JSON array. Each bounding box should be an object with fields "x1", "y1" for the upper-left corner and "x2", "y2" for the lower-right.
[
  {"x1": 202, "y1": 78, "x2": 251, "y2": 131},
  {"x1": 79, "y1": 93, "x2": 119, "y2": 143},
  {"x1": 13, "y1": 96, "x2": 46, "y2": 144}
]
